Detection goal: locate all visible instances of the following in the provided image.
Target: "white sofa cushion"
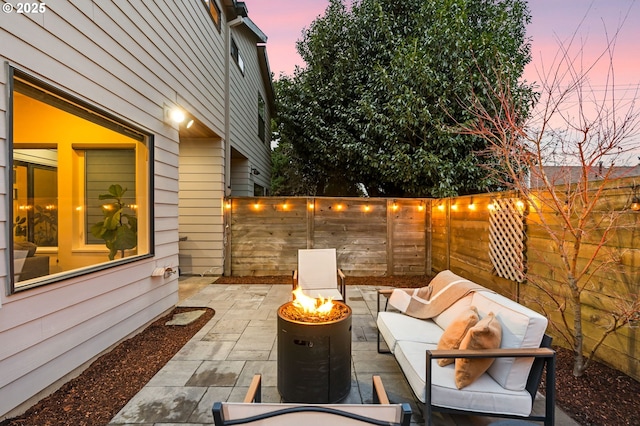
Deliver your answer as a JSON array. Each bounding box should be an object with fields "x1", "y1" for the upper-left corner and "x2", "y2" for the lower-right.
[
  {"x1": 470, "y1": 291, "x2": 548, "y2": 391},
  {"x1": 394, "y1": 340, "x2": 533, "y2": 417},
  {"x1": 432, "y1": 294, "x2": 474, "y2": 330},
  {"x1": 377, "y1": 311, "x2": 442, "y2": 353}
]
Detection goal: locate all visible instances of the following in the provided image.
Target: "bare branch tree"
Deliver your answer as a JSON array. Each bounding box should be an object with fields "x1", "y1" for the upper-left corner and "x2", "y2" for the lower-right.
[{"x1": 455, "y1": 18, "x2": 640, "y2": 377}]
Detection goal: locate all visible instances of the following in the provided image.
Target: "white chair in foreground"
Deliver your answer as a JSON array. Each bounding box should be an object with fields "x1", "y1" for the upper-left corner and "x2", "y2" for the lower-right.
[
  {"x1": 212, "y1": 374, "x2": 412, "y2": 426},
  {"x1": 293, "y1": 248, "x2": 346, "y2": 300}
]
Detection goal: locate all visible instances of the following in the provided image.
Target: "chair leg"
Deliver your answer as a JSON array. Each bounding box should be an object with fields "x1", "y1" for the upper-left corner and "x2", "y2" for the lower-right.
[{"x1": 545, "y1": 355, "x2": 556, "y2": 426}]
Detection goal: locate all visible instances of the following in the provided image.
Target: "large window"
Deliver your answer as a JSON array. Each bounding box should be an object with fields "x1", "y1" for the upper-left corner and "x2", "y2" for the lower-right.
[{"x1": 9, "y1": 70, "x2": 152, "y2": 292}]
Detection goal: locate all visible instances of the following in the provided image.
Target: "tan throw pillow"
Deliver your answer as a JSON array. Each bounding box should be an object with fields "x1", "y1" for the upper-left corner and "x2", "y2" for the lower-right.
[
  {"x1": 436, "y1": 306, "x2": 479, "y2": 366},
  {"x1": 455, "y1": 312, "x2": 502, "y2": 389}
]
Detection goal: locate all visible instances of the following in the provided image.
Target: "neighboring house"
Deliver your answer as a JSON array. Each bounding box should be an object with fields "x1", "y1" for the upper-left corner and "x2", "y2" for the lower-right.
[
  {"x1": 0, "y1": 0, "x2": 273, "y2": 419},
  {"x1": 528, "y1": 165, "x2": 640, "y2": 187}
]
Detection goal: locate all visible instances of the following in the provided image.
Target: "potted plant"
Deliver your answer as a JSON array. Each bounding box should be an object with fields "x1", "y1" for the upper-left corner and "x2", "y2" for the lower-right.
[{"x1": 90, "y1": 184, "x2": 137, "y2": 260}]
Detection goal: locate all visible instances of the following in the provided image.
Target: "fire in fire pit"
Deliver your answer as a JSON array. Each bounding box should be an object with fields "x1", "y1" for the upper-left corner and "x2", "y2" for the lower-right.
[
  {"x1": 280, "y1": 287, "x2": 350, "y2": 323},
  {"x1": 277, "y1": 287, "x2": 352, "y2": 403}
]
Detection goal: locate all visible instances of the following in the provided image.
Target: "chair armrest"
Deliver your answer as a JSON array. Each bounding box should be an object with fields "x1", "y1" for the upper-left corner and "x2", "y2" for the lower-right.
[
  {"x1": 377, "y1": 288, "x2": 394, "y2": 313},
  {"x1": 338, "y1": 269, "x2": 346, "y2": 299},
  {"x1": 427, "y1": 347, "x2": 555, "y2": 360},
  {"x1": 243, "y1": 374, "x2": 262, "y2": 403},
  {"x1": 372, "y1": 375, "x2": 390, "y2": 404}
]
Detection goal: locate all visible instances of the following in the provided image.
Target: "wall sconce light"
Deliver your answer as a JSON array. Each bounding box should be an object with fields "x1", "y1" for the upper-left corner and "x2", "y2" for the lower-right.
[
  {"x1": 224, "y1": 200, "x2": 232, "y2": 210},
  {"x1": 251, "y1": 167, "x2": 260, "y2": 176},
  {"x1": 630, "y1": 186, "x2": 640, "y2": 212},
  {"x1": 418, "y1": 201, "x2": 425, "y2": 212},
  {"x1": 336, "y1": 203, "x2": 343, "y2": 211},
  {"x1": 451, "y1": 203, "x2": 458, "y2": 211},
  {"x1": 164, "y1": 104, "x2": 186, "y2": 125},
  {"x1": 437, "y1": 200, "x2": 445, "y2": 211},
  {"x1": 392, "y1": 200, "x2": 399, "y2": 211},
  {"x1": 363, "y1": 204, "x2": 371, "y2": 212},
  {"x1": 308, "y1": 202, "x2": 315, "y2": 210}
]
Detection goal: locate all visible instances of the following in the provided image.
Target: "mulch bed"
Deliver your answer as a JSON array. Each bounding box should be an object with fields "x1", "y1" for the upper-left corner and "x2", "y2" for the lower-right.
[
  {"x1": 2, "y1": 275, "x2": 639, "y2": 426},
  {"x1": 0, "y1": 307, "x2": 214, "y2": 426}
]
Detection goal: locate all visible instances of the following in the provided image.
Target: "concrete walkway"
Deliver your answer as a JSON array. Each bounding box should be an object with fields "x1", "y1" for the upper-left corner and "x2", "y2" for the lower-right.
[{"x1": 108, "y1": 277, "x2": 579, "y2": 426}]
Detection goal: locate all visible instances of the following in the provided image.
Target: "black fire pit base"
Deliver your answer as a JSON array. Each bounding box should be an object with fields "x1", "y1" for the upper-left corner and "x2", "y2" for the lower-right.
[{"x1": 277, "y1": 301, "x2": 352, "y2": 403}]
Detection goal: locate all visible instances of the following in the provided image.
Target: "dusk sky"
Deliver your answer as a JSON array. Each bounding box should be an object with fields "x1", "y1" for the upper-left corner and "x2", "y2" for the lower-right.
[
  {"x1": 247, "y1": 0, "x2": 639, "y2": 84},
  {"x1": 247, "y1": 0, "x2": 640, "y2": 162}
]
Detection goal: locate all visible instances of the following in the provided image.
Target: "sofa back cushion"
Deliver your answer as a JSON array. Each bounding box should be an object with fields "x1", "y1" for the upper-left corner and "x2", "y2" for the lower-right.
[{"x1": 470, "y1": 291, "x2": 547, "y2": 391}]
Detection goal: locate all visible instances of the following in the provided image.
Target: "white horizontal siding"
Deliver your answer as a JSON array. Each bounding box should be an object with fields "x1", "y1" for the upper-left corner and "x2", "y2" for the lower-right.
[
  {"x1": 178, "y1": 138, "x2": 225, "y2": 276},
  {"x1": 0, "y1": 0, "x2": 239, "y2": 417}
]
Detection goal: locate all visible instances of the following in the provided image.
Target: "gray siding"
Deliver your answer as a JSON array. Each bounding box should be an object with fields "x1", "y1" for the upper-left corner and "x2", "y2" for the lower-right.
[
  {"x1": 229, "y1": 24, "x2": 272, "y2": 194},
  {"x1": 0, "y1": 0, "x2": 234, "y2": 417},
  {"x1": 178, "y1": 138, "x2": 225, "y2": 275}
]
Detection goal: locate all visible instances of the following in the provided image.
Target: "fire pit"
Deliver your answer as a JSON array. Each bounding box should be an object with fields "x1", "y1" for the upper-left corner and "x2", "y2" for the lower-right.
[{"x1": 277, "y1": 289, "x2": 352, "y2": 403}]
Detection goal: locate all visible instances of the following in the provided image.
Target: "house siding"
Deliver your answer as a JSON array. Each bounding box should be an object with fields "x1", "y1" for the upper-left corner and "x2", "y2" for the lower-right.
[
  {"x1": 229, "y1": 24, "x2": 272, "y2": 195},
  {"x1": 178, "y1": 138, "x2": 226, "y2": 276},
  {"x1": 0, "y1": 0, "x2": 268, "y2": 418}
]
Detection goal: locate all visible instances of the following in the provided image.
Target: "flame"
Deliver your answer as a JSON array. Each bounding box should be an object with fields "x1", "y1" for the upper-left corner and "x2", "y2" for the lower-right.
[{"x1": 292, "y1": 286, "x2": 334, "y2": 315}]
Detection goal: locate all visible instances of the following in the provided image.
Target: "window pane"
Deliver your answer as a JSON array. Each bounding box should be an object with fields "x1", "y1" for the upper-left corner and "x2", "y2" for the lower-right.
[
  {"x1": 85, "y1": 150, "x2": 136, "y2": 245},
  {"x1": 11, "y1": 73, "x2": 151, "y2": 291}
]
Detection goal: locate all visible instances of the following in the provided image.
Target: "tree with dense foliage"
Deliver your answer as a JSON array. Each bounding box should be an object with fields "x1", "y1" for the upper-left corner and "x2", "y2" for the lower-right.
[{"x1": 274, "y1": 0, "x2": 534, "y2": 196}]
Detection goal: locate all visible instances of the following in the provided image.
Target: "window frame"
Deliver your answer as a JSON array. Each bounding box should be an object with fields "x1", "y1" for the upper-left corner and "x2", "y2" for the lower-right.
[
  {"x1": 7, "y1": 67, "x2": 155, "y2": 294},
  {"x1": 230, "y1": 37, "x2": 245, "y2": 75},
  {"x1": 202, "y1": 0, "x2": 222, "y2": 32}
]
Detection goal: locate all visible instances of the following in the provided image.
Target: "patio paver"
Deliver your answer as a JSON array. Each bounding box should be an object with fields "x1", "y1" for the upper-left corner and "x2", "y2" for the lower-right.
[{"x1": 108, "y1": 277, "x2": 579, "y2": 426}]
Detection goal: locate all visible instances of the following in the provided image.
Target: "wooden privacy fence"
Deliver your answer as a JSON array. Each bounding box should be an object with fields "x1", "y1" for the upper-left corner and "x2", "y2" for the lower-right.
[
  {"x1": 224, "y1": 179, "x2": 639, "y2": 381},
  {"x1": 225, "y1": 197, "x2": 431, "y2": 276}
]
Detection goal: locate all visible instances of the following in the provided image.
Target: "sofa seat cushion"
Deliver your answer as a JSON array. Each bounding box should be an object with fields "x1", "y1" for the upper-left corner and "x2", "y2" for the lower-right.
[
  {"x1": 470, "y1": 292, "x2": 547, "y2": 391},
  {"x1": 377, "y1": 312, "x2": 442, "y2": 353},
  {"x1": 394, "y1": 340, "x2": 533, "y2": 417}
]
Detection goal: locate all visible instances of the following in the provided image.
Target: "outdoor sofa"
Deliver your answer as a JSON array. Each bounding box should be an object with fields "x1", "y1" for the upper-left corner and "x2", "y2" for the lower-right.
[{"x1": 376, "y1": 270, "x2": 555, "y2": 425}]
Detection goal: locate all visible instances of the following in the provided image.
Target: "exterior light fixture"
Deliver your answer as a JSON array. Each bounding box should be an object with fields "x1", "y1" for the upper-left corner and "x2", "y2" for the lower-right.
[
  {"x1": 363, "y1": 204, "x2": 370, "y2": 212},
  {"x1": 308, "y1": 202, "x2": 315, "y2": 210},
  {"x1": 630, "y1": 185, "x2": 640, "y2": 212},
  {"x1": 164, "y1": 104, "x2": 186, "y2": 125},
  {"x1": 417, "y1": 201, "x2": 425, "y2": 212},
  {"x1": 468, "y1": 197, "x2": 476, "y2": 210}
]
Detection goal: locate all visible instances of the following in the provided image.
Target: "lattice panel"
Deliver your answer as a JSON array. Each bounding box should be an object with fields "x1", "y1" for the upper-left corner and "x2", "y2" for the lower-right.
[{"x1": 489, "y1": 198, "x2": 526, "y2": 283}]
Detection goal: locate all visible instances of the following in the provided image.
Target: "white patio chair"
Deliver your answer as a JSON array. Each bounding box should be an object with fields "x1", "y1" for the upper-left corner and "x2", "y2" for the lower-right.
[
  {"x1": 212, "y1": 374, "x2": 412, "y2": 426},
  {"x1": 293, "y1": 248, "x2": 345, "y2": 300}
]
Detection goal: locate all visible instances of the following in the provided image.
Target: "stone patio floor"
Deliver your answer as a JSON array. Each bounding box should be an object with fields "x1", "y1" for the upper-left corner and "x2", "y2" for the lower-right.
[{"x1": 108, "y1": 277, "x2": 578, "y2": 426}]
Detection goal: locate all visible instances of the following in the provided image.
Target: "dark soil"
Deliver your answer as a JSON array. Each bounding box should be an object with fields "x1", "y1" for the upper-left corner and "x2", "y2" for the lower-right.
[{"x1": 2, "y1": 275, "x2": 638, "y2": 426}]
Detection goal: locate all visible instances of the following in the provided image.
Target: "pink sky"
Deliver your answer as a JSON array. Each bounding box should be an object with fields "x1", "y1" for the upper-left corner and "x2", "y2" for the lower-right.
[
  {"x1": 247, "y1": 0, "x2": 640, "y2": 162},
  {"x1": 247, "y1": 0, "x2": 640, "y2": 84}
]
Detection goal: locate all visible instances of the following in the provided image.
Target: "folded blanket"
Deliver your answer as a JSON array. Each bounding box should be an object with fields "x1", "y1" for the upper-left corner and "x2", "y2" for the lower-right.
[{"x1": 388, "y1": 270, "x2": 488, "y2": 319}]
